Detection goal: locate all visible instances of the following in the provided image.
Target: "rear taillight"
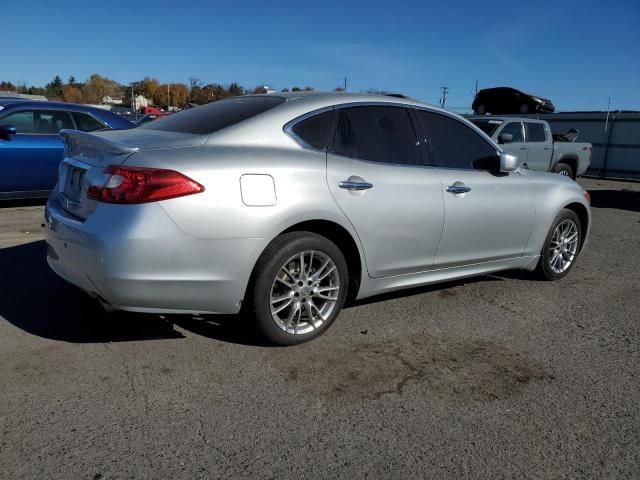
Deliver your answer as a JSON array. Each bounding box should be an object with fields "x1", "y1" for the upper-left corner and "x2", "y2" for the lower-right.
[{"x1": 87, "y1": 165, "x2": 204, "y2": 204}]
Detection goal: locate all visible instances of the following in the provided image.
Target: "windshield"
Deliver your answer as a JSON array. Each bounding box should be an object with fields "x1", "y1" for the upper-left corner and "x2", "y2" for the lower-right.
[
  {"x1": 470, "y1": 119, "x2": 503, "y2": 136},
  {"x1": 140, "y1": 96, "x2": 286, "y2": 134}
]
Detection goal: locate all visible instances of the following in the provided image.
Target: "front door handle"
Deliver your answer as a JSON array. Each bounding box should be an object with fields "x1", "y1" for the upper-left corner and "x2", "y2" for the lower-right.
[
  {"x1": 446, "y1": 184, "x2": 471, "y2": 194},
  {"x1": 520, "y1": 146, "x2": 528, "y2": 150},
  {"x1": 339, "y1": 180, "x2": 373, "y2": 191}
]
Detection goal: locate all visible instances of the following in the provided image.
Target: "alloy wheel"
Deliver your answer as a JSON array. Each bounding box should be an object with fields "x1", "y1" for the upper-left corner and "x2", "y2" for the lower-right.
[
  {"x1": 269, "y1": 250, "x2": 341, "y2": 335},
  {"x1": 548, "y1": 219, "x2": 579, "y2": 273}
]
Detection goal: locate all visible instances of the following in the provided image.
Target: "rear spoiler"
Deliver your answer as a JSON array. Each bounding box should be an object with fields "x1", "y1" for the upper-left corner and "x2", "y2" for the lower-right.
[{"x1": 59, "y1": 129, "x2": 140, "y2": 156}]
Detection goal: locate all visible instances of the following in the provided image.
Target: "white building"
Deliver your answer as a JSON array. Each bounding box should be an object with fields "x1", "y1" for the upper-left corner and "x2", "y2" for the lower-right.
[
  {"x1": 102, "y1": 95, "x2": 123, "y2": 105},
  {"x1": 133, "y1": 95, "x2": 151, "y2": 110}
]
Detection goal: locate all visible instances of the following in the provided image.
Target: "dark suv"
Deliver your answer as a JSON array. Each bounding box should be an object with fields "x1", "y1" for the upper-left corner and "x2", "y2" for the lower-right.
[{"x1": 472, "y1": 87, "x2": 555, "y2": 115}]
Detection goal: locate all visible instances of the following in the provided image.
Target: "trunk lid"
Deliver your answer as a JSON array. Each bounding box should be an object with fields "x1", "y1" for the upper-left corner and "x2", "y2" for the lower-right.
[{"x1": 56, "y1": 129, "x2": 205, "y2": 219}]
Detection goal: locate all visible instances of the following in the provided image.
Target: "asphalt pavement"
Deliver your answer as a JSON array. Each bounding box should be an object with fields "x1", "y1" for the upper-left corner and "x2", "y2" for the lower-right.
[{"x1": 0, "y1": 178, "x2": 639, "y2": 479}]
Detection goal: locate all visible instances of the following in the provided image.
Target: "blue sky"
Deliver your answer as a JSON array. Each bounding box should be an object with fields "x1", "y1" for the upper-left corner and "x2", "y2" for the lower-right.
[{"x1": 2, "y1": 0, "x2": 639, "y2": 111}]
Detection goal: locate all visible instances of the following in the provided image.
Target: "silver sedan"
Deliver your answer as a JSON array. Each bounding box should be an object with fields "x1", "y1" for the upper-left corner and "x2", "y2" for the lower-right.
[{"x1": 45, "y1": 92, "x2": 591, "y2": 344}]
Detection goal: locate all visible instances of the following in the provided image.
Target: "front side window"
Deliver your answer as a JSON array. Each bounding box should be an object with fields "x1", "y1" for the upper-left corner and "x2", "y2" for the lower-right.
[
  {"x1": 415, "y1": 110, "x2": 498, "y2": 170},
  {"x1": 526, "y1": 122, "x2": 546, "y2": 142},
  {"x1": 500, "y1": 122, "x2": 525, "y2": 142},
  {"x1": 72, "y1": 112, "x2": 106, "y2": 132},
  {"x1": 331, "y1": 106, "x2": 421, "y2": 165},
  {"x1": 141, "y1": 96, "x2": 286, "y2": 134},
  {"x1": 289, "y1": 110, "x2": 332, "y2": 151},
  {"x1": 0, "y1": 110, "x2": 74, "y2": 134}
]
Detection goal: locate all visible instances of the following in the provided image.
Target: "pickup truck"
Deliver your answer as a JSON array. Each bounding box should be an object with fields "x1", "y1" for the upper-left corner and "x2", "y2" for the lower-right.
[{"x1": 468, "y1": 116, "x2": 592, "y2": 179}]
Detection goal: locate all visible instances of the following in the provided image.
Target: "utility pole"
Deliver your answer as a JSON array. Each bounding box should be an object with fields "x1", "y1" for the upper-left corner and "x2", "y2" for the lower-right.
[
  {"x1": 344, "y1": 76, "x2": 347, "y2": 92},
  {"x1": 167, "y1": 83, "x2": 170, "y2": 111},
  {"x1": 440, "y1": 86, "x2": 449, "y2": 108},
  {"x1": 475, "y1": 80, "x2": 478, "y2": 95}
]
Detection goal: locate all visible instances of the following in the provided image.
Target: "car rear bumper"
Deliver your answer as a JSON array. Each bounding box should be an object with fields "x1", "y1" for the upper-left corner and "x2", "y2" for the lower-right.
[{"x1": 44, "y1": 197, "x2": 264, "y2": 314}]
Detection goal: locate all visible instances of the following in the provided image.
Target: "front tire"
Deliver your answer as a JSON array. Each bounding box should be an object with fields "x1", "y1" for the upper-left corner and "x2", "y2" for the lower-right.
[
  {"x1": 475, "y1": 104, "x2": 487, "y2": 114},
  {"x1": 536, "y1": 209, "x2": 582, "y2": 281},
  {"x1": 246, "y1": 232, "x2": 348, "y2": 345}
]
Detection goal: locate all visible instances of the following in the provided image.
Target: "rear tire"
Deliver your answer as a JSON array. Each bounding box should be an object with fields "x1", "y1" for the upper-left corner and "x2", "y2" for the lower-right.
[
  {"x1": 519, "y1": 103, "x2": 531, "y2": 114},
  {"x1": 475, "y1": 104, "x2": 486, "y2": 114},
  {"x1": 536, "y1": 209, "x2": 582, "y2": 281},
  {"x1": 552, "y1": 162, "x2": 575, "y2": 179},
  {"x1": 245, "y1": 232, "x2": 348, "y2": 345}
]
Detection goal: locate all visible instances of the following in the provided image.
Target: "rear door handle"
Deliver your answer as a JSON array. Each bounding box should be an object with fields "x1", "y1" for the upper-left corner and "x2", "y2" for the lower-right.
[
  {"x1": 544, "y1": 146, "x2": 551, "y2": 150},
  {"x1": 339, "y1": 180, "x2": 373, "y2": 191},
  {"x1": 446, "y1": 184, "x2": 471, "y2": 194}
]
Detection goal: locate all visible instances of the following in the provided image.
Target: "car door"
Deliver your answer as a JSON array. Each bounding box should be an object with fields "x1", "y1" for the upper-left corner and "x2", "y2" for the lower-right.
[
  {"x1": 0, "y1": 109, "x2": 74, "y2": 193},
  {"x1": 413, "y1": 109, "x2": 534, "y2": 267},
  {"x1": 524, "y1": 121, "x2": 553, "y2": 171},
  {"x1": 325, "y1": 105, "x2": 445, "y2": 278},
  {"x1": 495, "y1": 121, "x2": 528, "y2": 164}
]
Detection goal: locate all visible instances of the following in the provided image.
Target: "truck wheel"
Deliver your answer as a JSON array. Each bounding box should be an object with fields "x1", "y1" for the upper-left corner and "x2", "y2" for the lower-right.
[
  {"x1": 475, "y1": 104, "x2": 486, "y2": 114},
  {"x1": 552, "y1": 162, "x2": 575, "y2": 179},
  {"x1": 519, "y1": 103, "x2": 530, "y2": 114},
  {"x1": 536, "y1": 209, "x2": 582, "y2": 281},
  {"x1": 246, "y1": 232, "x2": 349, "y2": 345}
]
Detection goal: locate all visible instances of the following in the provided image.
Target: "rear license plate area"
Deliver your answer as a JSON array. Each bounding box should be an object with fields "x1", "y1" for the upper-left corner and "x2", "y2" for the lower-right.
[{"x1": 63, "y1": 165, "x2": 86, "y2": 203}]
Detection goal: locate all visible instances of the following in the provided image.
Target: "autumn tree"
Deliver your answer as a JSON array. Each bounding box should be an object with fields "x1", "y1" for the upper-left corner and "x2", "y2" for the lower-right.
[
  {"x1": 82, "y1": 74, "x2": 121, "y2": 103},
  {"x1": 154, "y1": 83, "x2": 189, "y2": 109},
  {"x1": 62, "y1": 85, "x2": 84, "y2": 103},
  {"x1": 253, "y1": 85, "x2": 267, "y2": 94}
]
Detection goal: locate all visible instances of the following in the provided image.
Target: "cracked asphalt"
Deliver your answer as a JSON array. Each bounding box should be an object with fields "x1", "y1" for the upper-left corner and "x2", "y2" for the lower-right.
[{"x1": 1, "y1": 178, "x2": 639, "y2": 479}]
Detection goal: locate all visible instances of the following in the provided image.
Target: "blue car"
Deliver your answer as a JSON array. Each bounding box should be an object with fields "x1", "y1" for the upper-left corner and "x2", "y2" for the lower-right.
[{"x1": 0, "y1": 100, "x2": 135, "y2": 200}]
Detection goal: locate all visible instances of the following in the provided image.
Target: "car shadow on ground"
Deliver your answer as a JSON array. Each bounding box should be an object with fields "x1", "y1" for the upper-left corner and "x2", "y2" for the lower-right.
[
  {"x1": 589, "y1": 189, "x2": 640, "y2": 213},
  {"x1": 0, "y1": 198, "x2": 47, "y2": 209},
  {"x1": 0, "y1": 240, "x2": 184, "y2": 343},
  {"x1": 1, "y1": 240, "x2": 518, "y2": 346}
]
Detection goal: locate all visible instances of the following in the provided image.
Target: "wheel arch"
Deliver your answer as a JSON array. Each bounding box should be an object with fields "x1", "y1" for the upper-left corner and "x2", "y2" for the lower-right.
[
  {"x1": 279, "y1": 219, "x2": 364, "y2": 301},
  {"x1": 563, "y1": 201, "x2": 589, "y2": 253}
]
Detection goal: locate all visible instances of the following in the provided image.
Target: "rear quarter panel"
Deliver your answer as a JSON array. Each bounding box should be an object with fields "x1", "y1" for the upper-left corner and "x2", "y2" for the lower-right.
[{"x1": 123, "y1": 143, "x2": 367, "y2": 277}]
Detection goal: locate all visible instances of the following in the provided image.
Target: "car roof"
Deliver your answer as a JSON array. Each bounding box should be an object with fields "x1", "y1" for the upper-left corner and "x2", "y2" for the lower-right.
[
  {"x1": 244, "y1": 91, "x2": 439, "y2": 116},
  {"x1": 0, "y1": 99, "x2": 110, "y2": 113}
]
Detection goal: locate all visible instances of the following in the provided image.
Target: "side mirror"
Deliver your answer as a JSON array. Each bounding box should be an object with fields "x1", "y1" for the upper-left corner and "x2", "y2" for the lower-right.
[
  {"x1": 498, "y1": 133, "x2": 513, "y2": 144},
  {"x1": 0, "y1": 124, "x2": 17, "y2": 140},
  {"x1": 499, "y1": 152, "x2": 520, "y2": 172}
]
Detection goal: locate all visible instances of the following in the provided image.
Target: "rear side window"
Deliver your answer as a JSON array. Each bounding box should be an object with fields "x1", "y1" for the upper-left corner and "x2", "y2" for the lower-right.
[
  {"x1": 1, "y1": 110, "x2": 74, "y2": 134},
  {"x1": 500, "y1": 122, "x2": 524, "y2": 142},
  {"x1": 331, "y1": 106, "x2": 421, "y2": 165},
  {"x1": 289, "y1": 110, "x2": 332, "y2": 151},
  {"x1": 72, "y1": 112, "x2": 106, "y2": 132},
  {"x1": 526, "y1": 122, "x2": 546, "y2": 142},
  {"x1": 415, "y1": 110, "x2": 498, "y2": 170},
  {"x1": 141, "y1": 96, "x2": 286, "y2": 134}
]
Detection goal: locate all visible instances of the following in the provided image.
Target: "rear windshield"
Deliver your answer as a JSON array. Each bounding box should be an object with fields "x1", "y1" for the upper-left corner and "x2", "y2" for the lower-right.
[
  {"x1": 470, "y1": 119, "x2": 503, "y2": 136},
  {"x1": 140, "y1": 96, "x2": 286, "y2": 134}
]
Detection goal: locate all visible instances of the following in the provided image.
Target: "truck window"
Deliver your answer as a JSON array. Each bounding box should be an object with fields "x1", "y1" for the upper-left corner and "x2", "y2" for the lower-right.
[
  {"x1": 526, "y1": 123, "x2": 546, "y2": 142},
  {"x1": 500, "y1": 122, "x2": 524, "y2": 142}
]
